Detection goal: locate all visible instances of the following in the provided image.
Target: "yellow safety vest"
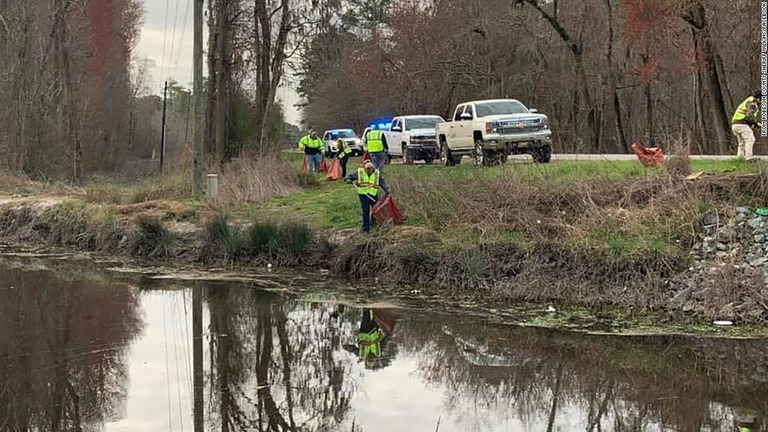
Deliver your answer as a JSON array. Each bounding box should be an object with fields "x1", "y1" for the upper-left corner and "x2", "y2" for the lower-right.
[
  {"x1": 356, "y1": 168, "x2": 380, "y2": 196},
  {"x1": 366, "y1": 130, "x2": 384, "y2": 153},
  {"x1": 299, "y1": 135, "x2": 324, "y2": 149},
  {"x1": 733, "y1": 97, "x2": 760, "y2": 123},
  {"x1": 358, "y1": 329, "x2": 382, "y2": 359},
  {"x1": 336, "y1": 142, "x2": 353, "y2": 156}
]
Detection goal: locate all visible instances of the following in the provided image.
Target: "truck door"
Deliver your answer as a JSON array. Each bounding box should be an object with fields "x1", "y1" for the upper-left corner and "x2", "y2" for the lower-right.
[
  {"x1": 457, "y1": 105, "x2": 474, "y2": 150},
  {"x1": 389, "y1": 118, "x2": 402, "y2": 156},
  {"x1": 450, "y1": 105, "x2": 465, "y2": 147}
]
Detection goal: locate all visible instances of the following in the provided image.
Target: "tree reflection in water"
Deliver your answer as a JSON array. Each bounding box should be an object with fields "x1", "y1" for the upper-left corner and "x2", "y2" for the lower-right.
[
  {"x1": 2, "y1": 261, "x2": 765, "y2": 432},
  {"x1": 0, "y1": 265, "x2": 142, "y2": 431},
  {"x1": 206, "y1": 287, "x2": 366, "y2": 431},
  {"x1": 397, "y1": 315, "x2": 768, "y2": 431}
]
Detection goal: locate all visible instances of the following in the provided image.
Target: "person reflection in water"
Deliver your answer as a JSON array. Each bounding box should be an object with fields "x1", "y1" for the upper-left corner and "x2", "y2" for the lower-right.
[
  {"x1": 343, "y1": 308, "x2": 397, "y2": 370},
  {"x1": 734, "y1": 409, "x2": 762, "y2": 432}
]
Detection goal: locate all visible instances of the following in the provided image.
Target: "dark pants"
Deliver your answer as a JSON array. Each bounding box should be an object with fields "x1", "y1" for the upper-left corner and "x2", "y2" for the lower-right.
[
  {"x1": 339, "y1": 154, "x2": 350, "y2": 178},
  {"x1": 359, "y1": 194, "x2": 378, "y2": 233}
]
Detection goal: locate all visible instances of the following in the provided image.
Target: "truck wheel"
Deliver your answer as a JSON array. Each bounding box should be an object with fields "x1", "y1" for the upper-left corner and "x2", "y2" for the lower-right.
[
  {"x1": 533, "y1": 146, "x2": 552, "y2": 164},
  {"x1": 441, "y1": 143, "x2": 456, "y2": 167},
  {"x1": 495, "y1": 152, "x2": 508, "y2": 165},
  {"x1": 424, "y1": 156, "x2": 434, "y2": 165},
  {"x1": 474, "y1": 141, "x2": 492, "y2": 167},
  {"x1": 403, "y1": 145, "x2": 413, "y2": 165}
]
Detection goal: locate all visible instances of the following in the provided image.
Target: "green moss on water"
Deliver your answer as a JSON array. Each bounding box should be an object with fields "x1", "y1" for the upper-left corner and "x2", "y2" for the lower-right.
[{"x1": 515, "y1": 305, "x2": 768, "y2": 338}]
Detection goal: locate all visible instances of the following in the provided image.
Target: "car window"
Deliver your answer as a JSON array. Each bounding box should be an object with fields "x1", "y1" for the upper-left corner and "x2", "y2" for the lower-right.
[
  {"x1": 406, "y1": 117, "x2": 444, "y2": 130},
  {"x1": 453, "y1": 105, "x2": 465, "y2": 121},
  {"x1": 323, "y1": 133, "x2": 330, "y2": 141},
  {"x1": 474, "y1": 101, "x2": 529, "y2": 117},
  {"x1": 392, "y1": 120, "x2": 401, "y2": 130},
  {"x1": 337, "y1": 130, "x2": 357, "y2": 139},
  {"x1": 461, "y1": 106, "x2": 473, "y2": 121}
]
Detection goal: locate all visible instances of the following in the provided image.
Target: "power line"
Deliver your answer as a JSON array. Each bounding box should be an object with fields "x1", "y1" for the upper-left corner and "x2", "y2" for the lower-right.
[
  {"x1": 160, "y1": 0, "x2": 172, "y2": 87},
  {"x1": 168, "y1": 0, "x2": 183, "y2": 81},
  {"x1": 172, "y1": 0, "x2": 193, "y2": 82}
]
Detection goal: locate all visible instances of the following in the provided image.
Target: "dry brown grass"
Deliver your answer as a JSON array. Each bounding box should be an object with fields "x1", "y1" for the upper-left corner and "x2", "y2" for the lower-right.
[
  {"x1": 392, "y1": 166, "x2": 768, "y2": 251},
  {"x1": 211, "y1": 156, "x2": 303, "y2": 209},
  {"x1": 0, "y1": 172, "x2": 79, "y2": 197},
  {"x1": 84, "y1": 156, "x2": 303, "y2": 210}
]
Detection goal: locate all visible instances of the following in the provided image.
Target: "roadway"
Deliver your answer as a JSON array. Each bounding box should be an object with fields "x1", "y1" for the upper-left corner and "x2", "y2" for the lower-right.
[{"x1": 385, "y1": 153, "x2": 764, "y2": 165}]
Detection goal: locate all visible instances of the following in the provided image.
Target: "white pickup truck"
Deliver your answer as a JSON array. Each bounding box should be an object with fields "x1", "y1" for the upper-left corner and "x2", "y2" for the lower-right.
[
  {"x1": 384, "y1": 115, "x2": 445, "y2": 164},
  {"x1": 435, "y1": 99, "x2": 553, "y2": 166}
]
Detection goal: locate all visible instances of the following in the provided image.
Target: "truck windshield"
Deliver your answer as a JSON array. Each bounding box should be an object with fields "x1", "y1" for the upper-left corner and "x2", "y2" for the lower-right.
[
  {"x1": 405, "y1": 117, "x2": 444, "y2": 130},
  {"x1": 474, "y1": 101, "x2": 529, "y2": 117}
]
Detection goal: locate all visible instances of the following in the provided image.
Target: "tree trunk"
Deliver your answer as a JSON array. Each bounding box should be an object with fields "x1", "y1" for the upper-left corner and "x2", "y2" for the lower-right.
[
  {"x1": 53, "y1": 0, "x2": 82, "y2": 182},
  {"x1": 693, "y1": 64, "x2": 707, "y2": 154},
  {"x1": 524, "y1": 0, "x2": 598, "y2": 151},
  {"x1": 205, "y1": 0, "x2": 218, "y2": 156},
  {"x1": 604, "y1": 0, "x2": 629, "y2": 152},
  {"x1": 255, "y1": 0, "x2": 291, "y2": 154},
  {"x1": 682, "y1": 1, "x2": 730, "y2": 152},
  {"x1": 645, "y1": 83, "x2": 654, "y2": 146},
  {"x1": 214, "y1": 0, "x2": 231, "y2": 163}
]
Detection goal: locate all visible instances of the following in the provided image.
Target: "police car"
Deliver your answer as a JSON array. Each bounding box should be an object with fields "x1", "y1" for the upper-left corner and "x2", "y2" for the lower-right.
[{"x1": 322, "y1": 129, "x2": 363, "y2": 158}]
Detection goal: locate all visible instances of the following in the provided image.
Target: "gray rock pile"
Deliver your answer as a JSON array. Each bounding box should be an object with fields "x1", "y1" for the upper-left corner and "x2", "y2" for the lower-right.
[
  {"x1": 673, "y1": 206, "x2": 768, "y2": 323},
  {"x1": 692, "y1": 207, "x2": 768, "y2": 268}
]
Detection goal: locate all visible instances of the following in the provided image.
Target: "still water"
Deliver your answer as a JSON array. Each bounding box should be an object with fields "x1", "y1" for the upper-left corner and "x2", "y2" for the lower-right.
[{"x1": 0, "y1": 257, "x2": 766, "y2": 432}]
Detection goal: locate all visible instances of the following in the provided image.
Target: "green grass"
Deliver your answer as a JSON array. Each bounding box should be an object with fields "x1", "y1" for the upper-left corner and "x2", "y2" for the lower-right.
[{"x1": 266, "y1": 152, "x2": 759, "y2": 232}]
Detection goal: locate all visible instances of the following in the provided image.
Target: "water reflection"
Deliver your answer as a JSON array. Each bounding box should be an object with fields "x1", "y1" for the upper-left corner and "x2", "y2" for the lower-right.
[
  {"x1": 0, "y1": 260, "x2": 767, "y2": 431},
  {"x1": 342, "y1": 308, "x2": 398, "y2": 370},
  {"x1": 0, "y1": 264, "x2": 142, "y2": 431}
]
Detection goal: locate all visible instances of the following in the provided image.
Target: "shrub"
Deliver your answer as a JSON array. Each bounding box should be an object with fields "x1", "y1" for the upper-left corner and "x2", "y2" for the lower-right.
[
  {"x1": 202, "y1": 214, "x2": 247, "y2": 263},
  {"x1": 131, "y1": 216, "x2": 176, "y2": 258}
]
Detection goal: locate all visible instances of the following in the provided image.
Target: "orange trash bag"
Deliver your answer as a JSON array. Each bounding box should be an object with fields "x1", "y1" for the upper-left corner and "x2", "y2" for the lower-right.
[
  {"x1": 319, "y1": 156, "x2": 331, "y2": 173},
  {"x1": 372, "y1": 195, "x2": 405, "y2": 226},
  {"x1": 372, "y1": 308, "x2": 399, "y2": 335},
  {"x1": 631, "y1": 143, "x2": 664, "y2": 167},
  {"x1": 326, "y1": 158, "x2": 342, "y2": 181},
  {"x1": 302, "y1": 155, "x2": 309, "y2": 173}
]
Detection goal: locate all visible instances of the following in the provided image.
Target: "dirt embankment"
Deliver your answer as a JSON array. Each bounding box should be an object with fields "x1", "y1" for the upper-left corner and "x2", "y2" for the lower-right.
[{"x1": 1, "y1": 174, "x2": 766, "y2": 328}]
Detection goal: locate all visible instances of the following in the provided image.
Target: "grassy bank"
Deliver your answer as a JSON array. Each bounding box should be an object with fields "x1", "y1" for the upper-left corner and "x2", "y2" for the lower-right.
[{"x1": 1, "y1": 153, "x2": 767, "y2": 326}]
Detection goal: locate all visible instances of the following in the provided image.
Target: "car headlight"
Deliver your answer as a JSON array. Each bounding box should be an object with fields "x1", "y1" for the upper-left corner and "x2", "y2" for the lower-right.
[
  {"x1": 542, "y1": 117, "x2": 549, "y2": 129},
  {"x1": 485, "y1": 121, "x2": 500, "y2": 134}
]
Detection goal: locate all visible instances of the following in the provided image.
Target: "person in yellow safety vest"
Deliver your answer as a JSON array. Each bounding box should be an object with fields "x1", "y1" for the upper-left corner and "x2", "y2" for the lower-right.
[
  {"x1": 298, "y1": 129, "x2": 325, "y2": 173},
  {"x1": 335, "y1": 139, "x2": 353, "y2": 178},
  {"x1": 732, "y1": 90, "x2": 763, "y2": 160},
  {"x1": 343, "y1": 161, "x2": 391, "y2": 233},
  {"x1": 365, "y1": 128, "x2": 389, "y2": 171},
  {"x1": 734, "y1": 409, "x2": 761, "y2": 432},
  {"x1": 354, "y1": 309, "x2": 390, "y2": 369}
]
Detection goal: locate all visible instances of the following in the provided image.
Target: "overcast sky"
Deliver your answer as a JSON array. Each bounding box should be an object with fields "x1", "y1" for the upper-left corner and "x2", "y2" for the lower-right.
[{"x1": 134, "y1": 0, "x2": 303, "y2": 125}]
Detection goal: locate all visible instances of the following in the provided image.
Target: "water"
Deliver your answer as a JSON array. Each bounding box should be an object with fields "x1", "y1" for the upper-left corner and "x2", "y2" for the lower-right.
[{"x1": 0, "y1": 257, "x2": 767, "y2": 432}]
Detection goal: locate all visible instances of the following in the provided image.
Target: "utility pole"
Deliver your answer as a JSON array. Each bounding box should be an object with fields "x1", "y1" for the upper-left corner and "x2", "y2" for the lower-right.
[
  {"x1": 192, "y1": 282, "x2": 204, "y2": 432},
  {"x1": 193, "y1": 0, "x2": 204, "y2": 200},
  {"x1": 160, "y1": 80, "x2": 168, "y2": 174}
]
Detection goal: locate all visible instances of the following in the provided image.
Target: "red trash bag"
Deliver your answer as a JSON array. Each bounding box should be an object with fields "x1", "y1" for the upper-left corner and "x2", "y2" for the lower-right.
[
  {"x1": 372, "y1": 195, "x2": 405, "y2": 226},
  {"x1": 319, "y1": 156, "x2": 331, "y2": 173},
  {"x1": 362, "y1": 152, "x2": 371, "y2": 163},
  {"x1": 372, "y1": 309, "x2": 398, "y2": 335},
  {"x1": 326, "y1": 158, "x2": 342, "y2": 181},
  {"x1": 631, "y1": 143, "x2": 664, "y2": 167}
]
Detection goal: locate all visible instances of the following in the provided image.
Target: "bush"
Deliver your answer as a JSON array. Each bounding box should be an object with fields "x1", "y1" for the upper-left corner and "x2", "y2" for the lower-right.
[
  {"x1": 202, "y1": 214, "x2": 247, "y2": 263},
  {"x1": 247, "y1": 219, "x2": 314, "y2": 263},
  {"x1": 248, "y1": 220, "x2": 281, "y2": 255},
  {"x1": 130, "y1": 216, "x2": 176, "y2": 258}
]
